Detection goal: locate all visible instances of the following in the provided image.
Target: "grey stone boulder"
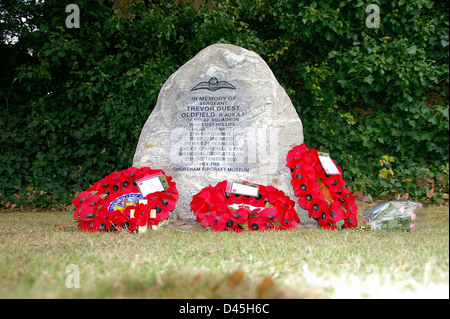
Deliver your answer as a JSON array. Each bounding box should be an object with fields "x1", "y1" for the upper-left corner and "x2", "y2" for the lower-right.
[{"x1": 133, "y1": 43, "x2": 314, "y2": 224}]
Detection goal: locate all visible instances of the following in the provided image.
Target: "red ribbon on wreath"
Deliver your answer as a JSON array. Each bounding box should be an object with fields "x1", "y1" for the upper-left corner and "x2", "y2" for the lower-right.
[
  {"x1": 286, "y1": 144, "x2": 358, "y2": 230},
  {"x1": 72, "y1": 166, "x2": 178, "y2": 232},
  {"x1": 190, "y1": 180, "x2": 299, "y2": 232}
]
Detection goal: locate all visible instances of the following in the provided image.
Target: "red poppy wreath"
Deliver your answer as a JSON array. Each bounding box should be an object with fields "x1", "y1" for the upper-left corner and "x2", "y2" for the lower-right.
[
  {"x1": 72, "y1": 167, "x2": 178, "y2": 232},
  {"x1": 286, "y1": 144, "x2": 358, "y2": 230},
  {"x1": 190, "y1": 180, "x2": 299, "y2": 232}
]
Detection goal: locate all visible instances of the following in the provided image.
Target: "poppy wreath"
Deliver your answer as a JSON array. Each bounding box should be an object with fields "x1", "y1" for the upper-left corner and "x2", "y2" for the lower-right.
[
  {"x1": 190, "y1": 180, "x2": 299, "y2": 232},
  {"x1": 286, "y1": 144, "x2": 358, "y2": 230},
  {"x1": 72, "y1": 167, "x2": 179, "y2": 232}
]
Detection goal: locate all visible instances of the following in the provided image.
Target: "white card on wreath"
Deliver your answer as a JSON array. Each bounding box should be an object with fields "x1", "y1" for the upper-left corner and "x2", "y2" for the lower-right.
[
  {"x1": 318, "y1": 152, "x2": 341, "y2": 175},
  {"x1": 137, "y1": 174, "x2": 168, "y2": 197},
  {"x1": 228, "y1": 181, "x2": 259, "y2": 197}
]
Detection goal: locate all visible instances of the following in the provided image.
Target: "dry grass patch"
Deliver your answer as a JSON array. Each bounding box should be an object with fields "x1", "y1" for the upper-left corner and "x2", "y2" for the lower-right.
[{"x1": 0, "y1": 204, "x2": 448, "y2": 298}]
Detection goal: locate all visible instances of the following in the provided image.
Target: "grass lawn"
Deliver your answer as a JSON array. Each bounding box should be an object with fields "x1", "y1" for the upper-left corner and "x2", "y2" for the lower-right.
[{"x1": 0, "y1": 203, "x2": 448, "y2": 299}]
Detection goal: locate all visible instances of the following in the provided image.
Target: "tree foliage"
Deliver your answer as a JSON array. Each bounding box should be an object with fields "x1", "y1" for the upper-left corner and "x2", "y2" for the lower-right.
[{"x1": 0, "y1": 0, "x2": 448, "y2": 209}]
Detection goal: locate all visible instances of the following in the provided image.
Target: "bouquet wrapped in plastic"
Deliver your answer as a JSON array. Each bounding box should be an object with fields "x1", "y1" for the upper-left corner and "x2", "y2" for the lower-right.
[{"x1": 362, "y1": 200, "x2": 422, "y2": 231}]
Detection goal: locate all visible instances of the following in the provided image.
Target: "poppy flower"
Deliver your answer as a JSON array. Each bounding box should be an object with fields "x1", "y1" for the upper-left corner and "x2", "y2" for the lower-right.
[
  {"x1": 330, "y1": 186, "x2": 353, "y2": 211},
  {"x1": 320, "y1": 222, "x2": 338, "y2": 231},
  {"x1": 205, "y1": 209, "x2": 228, "y2": 227},
  {"x1": 77, "y1": 220, "x2": 94, "y2": 232},
  {"x1": 87, "y1": 171, "x2": 122, "y2": 194},
  {"x1": 287, "y1": 157, "x2": 305, "y2": 170},
  {"x1": 265, "y1": 185, "x2": 284, "y2": 202},
  {"x1": 72, "y1": 167, "x2": 178, "y2": 232},
  {"x1": 286, "y1": 143, "x2": 308, "y2": 166},
  {"x1": 248, "y1": 207, "x2": 263, "y2": 218},
  {"x1": 191, "y1": 181, "x2": 299, "y2": 232},
  {"x1": 292, "y1": 166, "x2": 315, "y2": 181},
  {"x1": 314, "y1": 207, "x2": 335, "y2": 228},
  {"x1": 111, "y1": 208, "x2": 137, "y2": 232},
  {"x1": 194, "y1": 208, "x2": 208, "y2": 223},
  {"x1": 143, "y1": 193, "x2": 170, "y2": 223},
  {"x1": 87, "y1": 175, "x2": 112, "y2": 194},
  {"x1": 327, "y1": 177, "x2": 345, "y2": 193},
  {"x1": 243, "y1": 185, "x2": 265, "y2": 206},
  {"x1": 229, "y1": 192, "x2": 246, "y2": 205},
  {"x1": 229, "y1": 208, "x2": 249, "y2": 224},
  {"x1": 72, "y1": 191, "x2": 102, "y2": 221},
  {"x1": 320, "y1": 172, "x2": 344, "y2": 191},
  {"x1": 291, "y1": 178, "x2": 317, "y2": 197},
  {"x1": 259, "y1": 207, "x2": 280, "y2": 222},
  {"x1": 286, "y1": 206, "x2": 300, "y2": 222},
  {"x1": 248, "y1": 216, "x2": 274, "y2": 231},
  {"x1": 91, "y1": 206, "x2": 114, "y2": 232},
  {"x1": 272, "y1": 200, "x2": 296, "y2": 222},
  {"x1": 122, "y1": 166, "x2": 140, "y2": 178},
  {"x1": 191, "y1": 186, "x2": 220, "y2": 210},
  {"x1": 99, "y1": 171, "x2": 125, "y2": 195},
  {"x1": 154, "y1": 205, "x2": 170, "y2": 224},
  {"x1": 297, "y1": 188, "x2": 320, "y2": 210},
  {"x1": 193, "y1": 187, "x2": 230, "y2": 225},
  {"x1": 212, "y1": 214, "x2": 231, "y2": 231},
  {"x1": 217, "y1": 213, "x2": 241, "y2": 232},
  {"x1": 308, "y1": 197, "x2": 329, "y2": 219},
  {"x1": 134, "y1": 166, "x2": 152, "y2": 177},
  {"x1": 136, "y1": 197, "x2": 160, "y2": 225},
  {"x1": 215, "y1": 180, "x2": 229, "y2": 194},
  {"x1": 329, "y1": 201, "x2": 345, "y2": 223},
  {"x1": 118, "y1": 173, "x2": 139, "y2": 193},
  {"x1": 72, "y1": 191, "x2": 98, "y2": 209},
  {"x1": 192, "y1": 197, "x2": 219, "y2": 222},
  {"x1": 287, "y1": 144, "x2": 359, "y2": 230},
  {"x1": 302, "y1": 149, "x2": 319, "y2": 168},
  {"x1": 278, "y1": 216, "x2": 298, "y2": 230},
  {"x1": 330, "y1": 187, "x2": 345, "y2": 202},
  {"x1": 344, "y1": 199, "x2": 358, "y2": 220},
  {"x1": 195, "y1": 203, "x2": 215, "y2": 224},
  {"x1": 107, "y1": 211, "x2": 121, "y2": 232},
  {"x1": 133, "y1": 203, "x2": 150, "y2": 227},
  {"x1": 345, "y1": 205, "x2": 358, "y2": 227},
  {"x1": 145, "y1": 209, "x2": 162, "y2": 226},
  {"x1": 279, "y1": 205, "x2": 300, "y2": 230},
  {"x1": 190, "y1": 193, "x2": 208, "y2": 216},
  {"x1": 341, "y1": 213, "x2": 358, "y2": 229},
  {"x1": 164, "y1": 176, "x2": 180, "y2": 200},
  {"x1": 247, "y1": 194, "x2": 265, "y2": 207},
  {"x1": 342, "y1": 186, "x2": 355, "y2": 200}
]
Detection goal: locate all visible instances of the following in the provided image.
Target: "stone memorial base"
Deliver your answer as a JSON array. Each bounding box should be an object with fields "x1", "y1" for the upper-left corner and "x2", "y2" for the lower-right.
[{"x1": 133, "y1": 43, "x2": 315, "y2": 225}]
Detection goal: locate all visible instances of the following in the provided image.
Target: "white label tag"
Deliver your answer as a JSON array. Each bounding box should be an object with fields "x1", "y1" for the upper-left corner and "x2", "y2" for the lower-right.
[
  {"x1": 137, "y1": 174, "x2": 168, "y2": 197},
  {"x1": 228, "y1": 181, "x2": 259, "y2": 197},
  {"x1": 318, "y1": 152, "x2": 340, "y2": 175}
]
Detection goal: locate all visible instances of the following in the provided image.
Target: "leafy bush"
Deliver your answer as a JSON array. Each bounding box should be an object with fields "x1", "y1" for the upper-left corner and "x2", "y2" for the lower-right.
[{"x1": 0, "y1": 0, "x2": 448, "y2": 209}]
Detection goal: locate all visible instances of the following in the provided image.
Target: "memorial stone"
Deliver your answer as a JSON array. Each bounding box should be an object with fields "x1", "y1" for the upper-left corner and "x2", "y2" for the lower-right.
[{"x1": 133, "y1": 43, "x2": 313, "y2": 224}]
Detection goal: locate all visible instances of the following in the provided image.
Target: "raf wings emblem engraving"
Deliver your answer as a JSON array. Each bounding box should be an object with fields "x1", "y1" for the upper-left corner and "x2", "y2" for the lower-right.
[{"x1": 191, "y1": 77, "x2": 236, "y2": 91}]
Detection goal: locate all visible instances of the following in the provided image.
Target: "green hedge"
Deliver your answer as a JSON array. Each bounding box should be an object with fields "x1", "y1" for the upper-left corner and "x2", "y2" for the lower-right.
[{"x1": 0, "y1": 0, "x2": 448, "y2": 208}]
